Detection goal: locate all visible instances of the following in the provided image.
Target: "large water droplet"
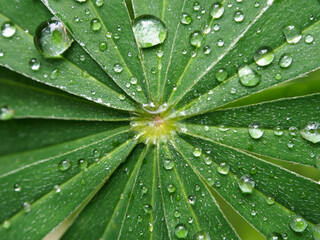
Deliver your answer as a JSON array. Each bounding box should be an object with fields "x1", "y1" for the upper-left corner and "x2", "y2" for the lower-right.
[
  {"x1": 175, "y1": 223, "x2": 188, "y2": 239},
  {"x1": 289, "y1": 215, "x2": 307, "y2": 232},
  {"x1": 210, "y1": 3, "x2": 224, "y2": 19},
  {"x1": 181, "y1": 13, "x2": 192, "y2": 25},
  {"x1": 190, "y1": 31, "x2": 203, "y2": 48},
  {"x1": 193, "y1": 231, "x2": 211, "y2": 240},
  {"x1": 238, "y1": 65, "x2": 261, "y2": 87},
  {"x1": 34, "y1": 20, "x2": 73, "y2": 57},
  {"x1": 133, "y1": 15, "x2": 167, "y2": 48},
  {"x1": 248, "y1": 123, "x2": 264, "y2": 139},
  {"x1": 254, "y1": 47, "x2": 274, "y2": 66},
  {"x1": 238, "y1": 175, "x2": 255, "y2": 193},
  {"x1": 313, "y1": 224, "x2": 320, "y2": 240},
  {"x1": 58, "y1": 159, "x2": 71, "y2": 171},
  {"x1": 282, "y1": 24, "x2": 302, "y2": 44},
  {"x1": 1, "y1": 22, "x2": 16, "y2": 38},
  {"x1": 0, "y1": 106, "x2": 14, "y2": 120},
  {"x1": 279, "y1": 53, "x2": 293, "y2": 68},
  {"x1": 300, "y1": 122, "x2": 320, "y2": 143},
  {"x1": 217, "y1": 162, "x2": 230, "y2": 175}
]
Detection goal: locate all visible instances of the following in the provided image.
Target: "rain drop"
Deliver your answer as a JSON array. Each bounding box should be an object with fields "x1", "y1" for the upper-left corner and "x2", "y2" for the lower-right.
[
  {"x1": 279, "y1": 53, "x2": 293, "y2": 68},
  {"x1": 248, "y1": 123, "x2": 264, "y2": 139},
  {"x1": 238, "y1": 175, "x2": 255, "y2": 193},
  {"x1": 282, "y1": 24, "x2": 302, "y2": 44},
  {"x1": 290, "y1": 215, "x2": 307, "y2": 232},
  {"x1": 313, "y1": 224, "x2": 320, "y2": 240},
  {"x1": 58, "y1": 159, "x2": 71, "y2": 171},
  {"x1": 210, "y1": 3, "x2": 224, "y2": 19},
  {"x1": 305, "y1": 34, "x2": 314, "y2": 44},
  {"x1": 50, "y1": 68, "x2": 59, "y2": 80},
  {"x1": 113, "y1": 63, "x2": 123, "y2": 73},
  {"x1": 133, "y1": 15, "x2": 167, "y2": 48},
  {"x1": 300, "y1": 122, "x2": 320, "y2": 143},
  {"x1": 181, "y1": 13, "x2": 192, "y2": 25},
  {"x1": 3, "y1": 220, "x2": 10, "y2": 229},
  {"x1": 234, "y1": 11, "x2": 245, "y2": 22},
  {"x1": 99, "y1": 41, "x2": 107, "y2": 51},
  {"x1": 267, "y1": 233, "x2": 283, "y2": 240},
  {"x1": 188, "y1": 195, "x2": 196, "y2": 205},
  {"x1": 175, "y1": 223, "x2": 188, "y2": 239},
  {"x1": 0, "y1": 106, "x2": 14, "y2": 120},
  {"x1": 217, "y1": 162, "x2": 230, "y2": 175},
  {"x1": 266, "y1": 196, "x2": 275, "y2": 205},
  {"x1": 273, "y1": 127, "x2": 284, "y2": 136},
  {"x1": 95, "y1": 0, "x2": 104, "y2": 7},
  {"x1": 167, "y1": 184, "x2": 176, "y2": 193},
  {"x1": 1, "y1": 22, "x2": 16, "y2": 38},
  {"x1": 29, "y1": 58, "x2": 41, "y2": 71},
  {"x1": 91, "y1": 19, "x2": 102, "y2": 31},
  {"x1": 238, "y1": 65, "x2": 261, "y2": 87},
  {"x1": 143, "y1": 204, "x2": 153, "y2": 214},
  {"x1": 254, "y1": 47, "x2": 274, "y2": 66},
  {"x1": 216, "y1": 68, "x2": 228, "y2": 82},
  {"x1": 163, "y1": 159, "x2": 174, "y2": 170},
  {"x1": 193, "y1": 231, "x2": 211, "y2": 240},
  {"x1": 78, "y1": 159, "x2": 88, "y2": 170},
  {"x1": 190, "y1": 31, "x2": 203, "y2": 48},
  {"x1": 34, "y1": 20, "x2": 73, "y2": 57},
  {"x1": 13, "y1": 183, "x2": 21, "y2": 192},
  {"x1": 193, "y1": 148, "x2": 202, "y2": 157}
]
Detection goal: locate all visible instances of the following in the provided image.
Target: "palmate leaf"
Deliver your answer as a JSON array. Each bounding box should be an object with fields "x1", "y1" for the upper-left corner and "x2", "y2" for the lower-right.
[{"x1": 0, "y1": 0, "x2": 319, "y2": 240}]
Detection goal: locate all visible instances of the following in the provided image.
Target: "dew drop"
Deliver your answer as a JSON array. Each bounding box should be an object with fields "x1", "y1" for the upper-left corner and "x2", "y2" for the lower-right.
[
  {"x1": 210, "y1": 3, "x2": 224, "y2": 19},
  {"x1": 181, "y1": 13, "x2": 192, "y2": 25},
  {"x1": 217, "y1": 162, "x2": 230, "y2": 175},
  {"x1": 313, "y1": 224, "x2": 320, "y2": 240},
  {"x1": 3, "y1": 220, "x2": 10, "y2": 229},
  {"x1": 23, "y1": 202, "x2": 31, "y2": 212},
  {"x1": 99, "y1": 41, "x2": 107, "y2": 52},
  {"x1": 300, "y1": 122, "x2": 320, "y2": 143},
  {"x1": 267, "y1": 233, "x2": 282, "y2": 240},
  {"x1": 273, "y1": 127, "x2": 284, "y2": 136},
  {"x1": 279, "y1": 53, "x2": 293, "y2": 68},
  {"x1": 75, "y1": 0, "x2": 87, "y2": 2},
  {"x1": 175, "y1": 223, "x2": 188, "y2": 239},
  {"x1": 167, "y1": 184, "x2": 176, "y2": 193},
  {"x1": 163, "y1": 159, "x2": 174, "y2": 170},
  {"x1": 287, "y1": 140, "x2": 294, "y2": 149},
  {"x1": 216, "y1": 68, "x2": 228, "y2": 82},
  {"x1": 248, "y1": 123, "x2": 264, "y2": 139},
  {"x1": 188, "y1": 195, "x2": 196, "y2": 205},
  {"x1": 193, "y1": 2, "x2": 201, "y2": 11},
  {"x1": 234, "y1": 11, "x2": 245, "y2": 22},
  {"x1": 193, "y1": 231, "x2": 211, "y2": 240},
  {"x1": 203, "y1": 45, "x2": 211, "y2": 55},
  {"x1": 1, "y1": 22, "x2": 16, "y2": 38},
  {"x1": 156, "y1": 49, "x2": 164, "y2": 58},
  {"x1": 13, "y1": 183, "x2": 21, "y2": 192},
  {"x1": 282, "y1": 24, "x2": 302, "y2": 44},
  {"x1": 238, "y1": 175, "x2": 255, "y2": 193},
  {"x1": 190, "y1": 31, "x2": 203, "y2": 48},
  {"x1": 238, "y1": 65, "x2": 261, "y2": 87},
  {"x1": 266, "y1": 196, "x2": 275, "y2": 205},
  {"x1": 90, "y1": 19, "x2": 102, "y2": 31},
  {"x1": 254, "y1": 47, "x2": 274, "y2": 66},
  {"x1": 34, "y1": 20, "x2": 73, "y2": 57},
  {"x1": 0, "y1": 106, "x2": 14, "y2": 120},
  {"x1": 174, "y1": 210, "x2": 181, "y2": 218},
  {"x1": 193, "y1": 148, "x2": 202, "y2": 157},
  {"x1": 113, "y1": 63, "x2": 123, "y2": 73},
  {"x1": 305, "y1": 34, "x2": 314, "y2": 44},
  {"x1": 50, "y1": 68, "x2": 59, "y2": 80},
  {"x1": 78, "y1": 159, "x2": 88, "y2": 170},
  {"x1": 290, "y1": 215, "x2": 307, "y2": 232},
  {"x1": 58, "y1": 159, "x2": 71, "y2": 171},
  {"x1": 289, "y1": 126, "x2": 299, "y2": 136},
  {"x1": 95, "y1": 0, "x2": 104, "y2": 7},
  {"x1": 315, "y1": 154, "x2": 320, "y2": 169},
  {"x1": 133, "y1": 15, "x2": 167, "y2": 48},
  {"x1": 143, "y1": 204, "x2": 153, "y2": 214},
  {"x1": 29, "y1": 58, "x2": 40, "y2": 71}
]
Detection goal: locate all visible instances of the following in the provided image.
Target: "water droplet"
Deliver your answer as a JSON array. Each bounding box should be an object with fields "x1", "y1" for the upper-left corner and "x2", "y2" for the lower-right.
[
  {"x1": 118, "y1": 94, "x2": 125, "y2": 100},
  {"x1": 95, "y1": 0, "x2": 104, "y2": 7},
  {"x1": 193, "y1": 2, "x2": 201, "y2": 11},
  {"x1": 174, "y1": 210, "x2": 181, "y2": 218},
  {"x1": 175, "y1": 223, "x2": 188, "y2": 239},
  {"x1": 282, "y1": 24, "x2": 302, "y2": 44},
  {"x1": 266, "y1": 196, "x2": 275, "y2": 205},
  {"x1": 217, "y1": 162, "x2": 230, "y2": 175},
  {"x1": 210, "y1": 3, "x2": 224, "y2": 19},
  {"x1": 130, "y1": 77, "x2": 137, "y2": 84},
  {"x1": 190, "y1": 31, "x2": 203, "y2": 48},
  {"x1": 300, "y1": 122, "x2": 320, "y2": 143},
  {"x1": 289, "y1": 126, "x2": 299, "y2": 136},
  {"x1": 141, "y1": 186, "x2": 148, "y2": 194},
  {"x1": 273, "y1": 127, "x2": 284, "y2": 136},
  {"x1": 203, "y1": 45, "x2": 211, "y2": 55},
  {"x1": 287, "y1": 140, "x2": 294, "y2": 149},
  {"x1": 193, "y1": 231, "x2": 211, "y2": 240},
  {"x1": 54, "y1": 185, "x2": 61, "y2": 193},
  {"x1": 133, "y1": 15, "x2": 167, "y2": 48},
  {"x1": 181, "y1": 13, "x2": 192, "y2": 25},
  {"x1": 3, "y1": 220, "x2": 10, "y2": 229},
  {"x1": 78, "y1": 159, "x2": 88, "y2": 170},
  {"x1": 238, "y1": 65, "x2": 261, "y2": 87},
  {"x1": 29, "y1": 58, "x2": 41, "y2": 71},
  {"x1": 58, "y1": 159, "x2": 71, "y2": 171},
  {"x1": 99, "y1": 41, "x2": 107, "y2": 51},
  {"x1": 167, "y1": 184, "x2": 176, "y2": 193},
  {"x1": 238, "y1": 175, "x2": 255, "y2": 193},
  {"x1": 143, "y1": 204, "x2": 153, "y2": 214},
  {"x1": 217, "y1": 39, "x2": 224, "y2": 47},
  {"x1": 234, "y1": 11, "x2": 245, "y2": 22},
  {"x1": 267, "y1": 233, "x2": 282, "y2": 240},
  {"x1": 90, "y1": 19, "x2": 102, "y2": 31},
  {"x1": 254, "y1": 47, "x2": 274, "y2": 66},
  {"x1": 50, "y1": 68, "x2": 59, "y2": 80},
  {"x1": 75, "y1": 0, "x2": 87, "y2": 2},
  {"x1": 163, "y1": 159, "x2": 174, "y2": 170},
  {"x1": 290, "y1": 215, "x2": 307, "y2": 232},
  {"x1": 1, "y1": 22, "x2": 16, "y2": 38},
  {"x1": 23, "y1": 202, "x2": 31, "y2": 212},
  {"x1": 305, "y1": 34, "x2": 314, "y2": 44},
  {"x1": 313, "y1": 224, "x2": 320, "y2": 240},
  {"x1": 188, "y1": 195, "x2": 196, "y2": 205},
  {"x1": 13, "y1": 183, "x2": 21, "y2": 192},
  {"x1": 156, "y1": 49, "x2": 164, "y2": 58},
  {"x1": 248, "y1": 123, "x2": 264, "y2": 139},
  {"x1": 34, "y1": 20, "x2": 73, "y2": 57},
  {"x1": 113, "y1": 63, "x2": 123, "y2": 73},
  {"x1": 279, "y1": 53, "x2": 293, "y2": 68},
  {"x1": 193, "y1": 148, "x2": 202, "y2": 157},
  {"x1": 0, "y1": 106, "x2": 14, "y2": 120},
  {"x1": 216, "y1": 68, "x2": 228, "y2": 82}
]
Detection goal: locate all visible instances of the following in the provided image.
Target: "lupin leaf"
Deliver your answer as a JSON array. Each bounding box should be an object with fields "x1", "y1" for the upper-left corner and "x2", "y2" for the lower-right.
[{"x1": 0, "y1": 0, "x2": 319, "y2": 239}]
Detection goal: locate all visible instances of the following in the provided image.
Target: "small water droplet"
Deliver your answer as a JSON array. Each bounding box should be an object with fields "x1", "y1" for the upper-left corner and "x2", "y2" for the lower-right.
[
  {"x1": 210, "y1": 3, "x2": 224, "y2": 19},
  {"x1": 13, "y1": 183, "x2": 21, "y2": 192},
  {"x1": 203, "y1": 45, "x2": 211, "y2": 55},
  {"x1": 141, "y1": 186, "x2": 148, "y2": 194},
  {"x1": 282, "y1": 24, "x2": 302, "y2": 44},
  {"x1": 58, "y1": 159, "x2": 71, "y2": 171},
  {"x1": 0, "y1": 106, "x2": 14, "y2": 120},
  {"x1": 193, "y1": 2, "x2": 201, "y2": 11},
  {"x1": 188, "y1": 195, "x2": 196, "y2": 205},
  {"x1": 267, "y1": 233, "x2": 282, "y2": 240},
  {"x1": 289, "y1": 126, "x2": 299, "y2": 136},
  {"x1": 133, "y1": 15, "x2": 167, "y2": 48},
  {"x1": 279, "y1": 53, "x2": 293, "y2": 68},
  {"x1": 174, "y1": 210, "x2": 181, "y2": 218},
  {"x1": 290, "y1": 215, "x2": 307, "y2": 232},
  {"x1": 95, "y1": 0, "x2": 104, "y2": 7},
  {"x1": 29, "y1": 58, "x2": 41, "y2": 71},
  {"x1": 216, "y1": 68, "x2": 228, "y2": 82},
  {"x1": 3, "y1": 220, "x2": 10, "y2": 229},
  {"x1": 193, "y1": 148, "x2": 202, "y2": 157},
  {"x1": 234, "y1": 11, "x2": 245, "y2": 22},
  {"x1": 50, "y1": 68, "x2": 59, "y2": 80},
  {"x1": 190, "y1": 31, "x2": 203, "y2": 48},
  {"x1": 238, "y1": 65, "x2": 261, "y2": 87},
  {"x1": 156, "y1": 49, "x2": 164, "y2": 58},
  {"x1": 54, "y1": 185, "x2": 61, "y2": 193},
  {"x1": 167, "y1": 184, "x2": 176, "y2": 193},
  {"x1": 217, "y1": 162, "x2": 230, "y2": 175},
  {"x1": 287, "y1": 140, "x2": 294, "y2": 149},
  {"x1": 78, "y1": 159, "x2": 88, "y2": 170},
  {"x1": 254, "y1": 47, "x2": 274, "y2": 66},
  {"x1": 175, "y1": 223, "x2": 188, "y2": 239},
  {"x1": 300, "y1": 122, "x2": 320, "y2": 143},
  {"x1": 181, "y1": 13, "x2": 192, "y2": 25},
  {"x1": 163, "y1": 159, "x2": 174, "y2": 170},
  {"x1": 143, "y1": 204, "x2": 153, "y2": 214},
  {"x1": 23, "y1": 202, "x2": 31, "y2": 212},
  {"x1": 34, "y1": 20, "x2": 73, "y2": 57},
  {"x1": 305, "y1": 34, "x2": 314, "y2": 44},
  {"x1": 266, "y1": 196, "x2": 275, "y2": 205},
  {"x1": 238, "y1": 175, "x2": 255, "y2": 193},
  {"x1": 113, "y1": 63, "x2": 123, "y2": 73},
  {"x1": 193, "y1": 231, "x2": 211, "y2": 240},
  {"x1": 75, "y1": 0, "x2": 87, "y2": 2},
  {"x1": 90, "y1": 19, "x2": 102, "y2": 31},
  {"x1": 248, "y1": 123, "x2": 264, "y2": 139},
  {"x1": 99, "y1": 41, "x2": 107, "y2": 51},
  {"x1": 1, "y1": 22, "x2": 16, "y2": 38}
]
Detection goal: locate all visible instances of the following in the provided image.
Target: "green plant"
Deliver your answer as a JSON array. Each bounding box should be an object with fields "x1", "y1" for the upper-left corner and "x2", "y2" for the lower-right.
[{"x1": 0, "y1": 0, "x2": 320, "y2": 239}]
